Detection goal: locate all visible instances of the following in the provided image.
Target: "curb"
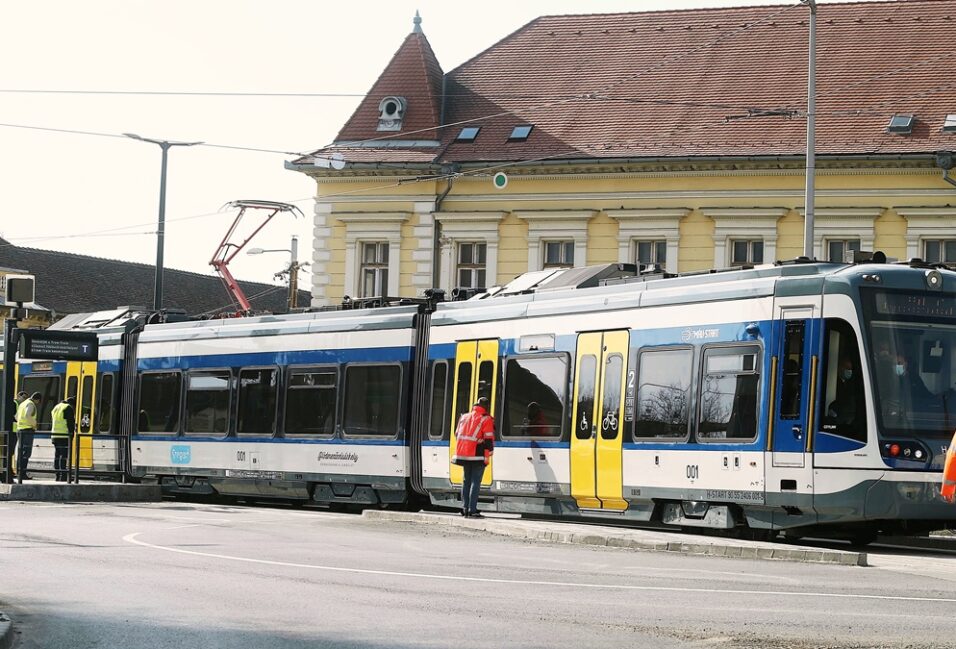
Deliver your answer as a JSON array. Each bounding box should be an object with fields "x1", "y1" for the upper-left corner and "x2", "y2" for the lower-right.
[
  {"x1": 364, "y1": 510, "x2": 868, "y2": 567},
  {"x1": 0, "y1": 611, "x2": 12, "y2": 649},
  {"x1": 0, "y1": 482, "x2": 161, "y2": 502}
]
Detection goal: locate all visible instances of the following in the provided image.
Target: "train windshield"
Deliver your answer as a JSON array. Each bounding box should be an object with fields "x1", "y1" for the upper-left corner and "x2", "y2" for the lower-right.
[{"x1": 864, "y1": 290, "x2": 956, "y2": 438}]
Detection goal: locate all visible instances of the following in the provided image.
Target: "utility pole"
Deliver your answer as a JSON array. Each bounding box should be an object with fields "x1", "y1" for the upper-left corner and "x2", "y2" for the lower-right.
[
  {"x1": 802, "y1": 0, "x2": 817, "y2": 258},
  {"x1": 288, "y1": 236, "x2": 299, "y2": 310}
]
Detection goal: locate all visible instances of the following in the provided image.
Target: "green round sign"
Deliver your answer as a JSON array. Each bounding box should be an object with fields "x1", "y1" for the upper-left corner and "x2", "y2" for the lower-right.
[{"x1": 493, "y1": 172, "x2": 508, "y2": 189}]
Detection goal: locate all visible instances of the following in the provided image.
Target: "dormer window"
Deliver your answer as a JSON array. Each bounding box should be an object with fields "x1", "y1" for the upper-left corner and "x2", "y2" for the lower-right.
[
  {"x1": 456, "y1": 126, "x2": 481, "y2": 142},
  {"x1": 943, "y1": 114, "x2": 956, "y2": 133},
  {"x1": 887, "y1": 114, "x2": 914, "y2": 135},
  {"x1": 377, "y1": 96, "x2": 407, "y2": 132},
  {"x1": 508, "y1": 125, "x2": 534, "y2": 142}
]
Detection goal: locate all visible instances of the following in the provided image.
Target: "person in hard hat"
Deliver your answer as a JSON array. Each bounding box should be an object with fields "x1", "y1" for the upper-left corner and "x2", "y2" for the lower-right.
[
  {"x1": 50, "y1": 395, "x2": 76, "y2": 482},
  {"x1": 14, "y1": 392, "x2": 41, "y2": 480}
]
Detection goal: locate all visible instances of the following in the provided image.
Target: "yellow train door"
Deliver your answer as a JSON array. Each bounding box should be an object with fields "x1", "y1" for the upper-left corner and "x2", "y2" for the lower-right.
[
  {"x1": 65, "y1": 361, "x2": 96, "y2": 469},
  {"x1": 570, "y1": 330, "x2": 628, "y2": 511},
  {"x1": 448, "y1": 339, "x2": 498, "y2": 487}
]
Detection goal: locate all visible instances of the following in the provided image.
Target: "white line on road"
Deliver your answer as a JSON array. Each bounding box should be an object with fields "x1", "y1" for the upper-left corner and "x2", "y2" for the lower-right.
[{"x1": 122, "y1": 532, "x2": 956, "y2": 605}]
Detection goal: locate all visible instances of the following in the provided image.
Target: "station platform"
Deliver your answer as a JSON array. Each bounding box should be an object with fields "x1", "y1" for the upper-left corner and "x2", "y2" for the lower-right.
[
  {"x1": 364, "y1": 509, "x2": 869, "y2": 567},
  {"x1": 0, "y1": 477, "x2": 161, "y2": 502}
]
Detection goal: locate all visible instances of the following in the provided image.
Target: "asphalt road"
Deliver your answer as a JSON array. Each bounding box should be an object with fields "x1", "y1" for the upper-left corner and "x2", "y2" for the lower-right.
[{"x1": 1, "y1": 501, "x2": 955, "y2": 649}]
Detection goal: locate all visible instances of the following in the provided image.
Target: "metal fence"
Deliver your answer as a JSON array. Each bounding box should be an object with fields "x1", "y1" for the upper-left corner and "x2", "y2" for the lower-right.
[{"x1": 1, "y1": 430, "x2": 128, "y2": 484}]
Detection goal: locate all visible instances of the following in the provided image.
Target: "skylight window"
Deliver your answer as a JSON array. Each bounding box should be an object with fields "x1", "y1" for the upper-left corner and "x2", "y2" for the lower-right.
[
  {"x1": 943, "y1": 114, "x2": 956, "y2": 133},
  {"x1": 508, "y1": 125, "x2": 534, "y2": 142},
  {"x1": 456, "y1": 126, "x2": 481, "y2": 142},
  {"x1": 887, "y1": 114, "x2": 914, "y2": 134}
]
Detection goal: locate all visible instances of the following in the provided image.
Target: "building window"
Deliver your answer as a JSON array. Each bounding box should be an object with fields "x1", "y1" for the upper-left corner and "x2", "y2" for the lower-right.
[
  {"x1": 457, "y1": 242, "x2": 487, "y2": 288},
  {"x1": 731, "y1": 240, "x2": 764, "y2": 266},
  {"x1": 360, "y1": 242, "x2": 389, "y2": 297},
  {"x1": 827, "y1": 239, "x2": 861, "y2": 263},
  {"x1": 924, "y1": 240, "x2": 956, "y2": 264},
  {"x1": 635, "y1": 240, "x2": 667, "y2": 270},
  {"x1": 543, "y1": 241, "x2": 574, "y2": 268}
]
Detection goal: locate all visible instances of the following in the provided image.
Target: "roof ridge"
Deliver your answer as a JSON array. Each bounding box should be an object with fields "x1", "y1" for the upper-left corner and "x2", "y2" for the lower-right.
[{"x1": 533, "y1": 0, "x2": 933, "y2": 21}]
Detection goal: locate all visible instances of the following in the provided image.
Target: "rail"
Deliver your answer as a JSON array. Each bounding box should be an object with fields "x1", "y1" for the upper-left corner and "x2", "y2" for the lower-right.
[{"x1": 1, "y1": 430, "x2": 128, "y2": 484}]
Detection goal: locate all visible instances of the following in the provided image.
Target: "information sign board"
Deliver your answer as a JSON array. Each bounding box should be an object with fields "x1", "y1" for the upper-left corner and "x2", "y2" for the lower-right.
[{"x1": 18, "y1": 330, "x2": 98, "y2": 361}]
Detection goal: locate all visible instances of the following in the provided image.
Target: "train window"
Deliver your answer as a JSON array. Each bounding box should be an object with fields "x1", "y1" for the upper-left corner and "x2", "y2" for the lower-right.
[
  {"x1": 67, "y1": 376, "x2": 78, "y2": 404},
  {"x1": 575, "y1": 355, "x2": 598, "y2": 440},
  {"x1": 285, "y1": 368, "x2": 337, "y2": 435},
  {"x1": 96, "y1": 373, "x2": 114, "y2": 433},
  {"x1": 237, "y1": 368, "x2": 278, "y2": 436},
  {"x1": 477, "y1": 360, "x2": 494, "y2": 405},
  {"x1": 820, "y1": 319, "x2": 866, "y2": 442},
  {"x1": 698, "y1": 346, "x2": 760, "y2": 441},
  {"x1": 79, "y1": 375, "x2": 94, "y2": 434},
  {"x1": 344, "y1": 365, "x2": 401, "y2": 437},
  {"x1": 502, "y1": 355, "x2": 567, "y2": 438},
  {"x1": 600, "y1": 354, "x2": 624, "y2": 440},
  {"x1": 779, "y1": 321, "x2": 805, "y2": 420},
  {"x1": 19, "y1": 374, "x2": 61, "y2": 432},
  {"x1": 634, "y1": 348, "x2": 692, "y2": 439},
  {"x1": 138, "y1": 372, "x2": 181, "y2": 434},
  {"x1": 455, "y1": 362, "x2": 473, "y2": 423},
  {"x1": 428, "y1": 361, "x2": 449, "y2": 440},
  {"x1": 185, "y1": 371, "x2": 231, "y2": 435}
]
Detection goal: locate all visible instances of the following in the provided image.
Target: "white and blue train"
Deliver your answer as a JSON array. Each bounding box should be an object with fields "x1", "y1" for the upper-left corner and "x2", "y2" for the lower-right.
[{"x1": 14, "y1": 257, "x2": 956, "y2": 542}]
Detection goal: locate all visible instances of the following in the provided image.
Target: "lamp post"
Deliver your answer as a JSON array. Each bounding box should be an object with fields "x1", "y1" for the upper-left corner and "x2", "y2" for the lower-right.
[
  {"x1": 248, "y1": 235, "x2": 304, "y2": 312},
  {"x1": 124, "y1": 133, "x2": 203, "y2": 310},
  {"x1": 801, "y1": 0, "x2": 817, "y2": 258}
]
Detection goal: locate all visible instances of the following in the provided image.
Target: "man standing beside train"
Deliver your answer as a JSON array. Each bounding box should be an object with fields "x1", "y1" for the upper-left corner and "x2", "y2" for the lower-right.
[
  {"x1": 453, "y1": 396, "x2": 495, "y2": 518},
  {"x1": 14, "y1": 392, "x2": 41, "y2": 480},
  {"x1": 50, "y1": 395, "x2": 76, "y2": 482}
]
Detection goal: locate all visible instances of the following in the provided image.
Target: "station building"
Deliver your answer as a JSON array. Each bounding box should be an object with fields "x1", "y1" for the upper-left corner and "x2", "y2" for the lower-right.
[{"x1": 288, "y1": 1, "x2": 956, "y2": 307}]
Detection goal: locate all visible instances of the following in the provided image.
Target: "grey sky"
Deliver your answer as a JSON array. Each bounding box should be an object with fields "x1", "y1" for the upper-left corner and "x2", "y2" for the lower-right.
[{"x1": 0, "y1": 0, "x2": 854, "y2": 285}]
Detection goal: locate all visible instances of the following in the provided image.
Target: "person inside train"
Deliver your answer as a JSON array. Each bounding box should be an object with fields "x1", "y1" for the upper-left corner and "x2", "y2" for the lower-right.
[
  {"x1": 827, "y1": 356, "x2": 864, "y2": 427},
  {"x1": 893, "y1": 353, "x2": 935, "y2": 408},
  {"x1": 521, "y1": 401, "x2": 548, "y2": 436}
]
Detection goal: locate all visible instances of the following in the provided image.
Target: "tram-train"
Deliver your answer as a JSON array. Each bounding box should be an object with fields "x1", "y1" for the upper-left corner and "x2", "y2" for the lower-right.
[{"x1": 11, "y1": 256, "x2": 956, "y2": 542}]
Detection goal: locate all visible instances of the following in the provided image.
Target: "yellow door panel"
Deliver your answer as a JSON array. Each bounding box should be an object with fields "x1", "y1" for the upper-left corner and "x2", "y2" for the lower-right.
[
  {"x1": 476, "y1": 339, "x2": 498, "y2": 487},
  {"x1": 571, "y1": 333, "x2": 602, "y2": 509},
  {"x1": 448, "y1": 342, "x2": 477, "y2": 486},
  {"x1": 66, "y1": 361, "x2": 96, "y2": 469},
  {"x1": 596, "y1": 331, "x2": 628, "y2": 511}
]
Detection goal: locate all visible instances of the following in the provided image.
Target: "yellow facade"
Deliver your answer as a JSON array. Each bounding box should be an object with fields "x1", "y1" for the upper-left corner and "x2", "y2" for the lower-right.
[{"x1": 303, "y1": 162, "x2": 956, "y2": 306}]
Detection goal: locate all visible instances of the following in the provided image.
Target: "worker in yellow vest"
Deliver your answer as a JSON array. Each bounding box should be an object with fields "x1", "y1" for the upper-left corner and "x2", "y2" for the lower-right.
[
  {"x1": 14, "y1": 392, "x2": 41, "y2": 480},
  {"x1": 51, "y1": 396, "x2": 76, "y2": 482},
  {"x1": 9, "y1": 391, "x2": 27, "y2": 475}
]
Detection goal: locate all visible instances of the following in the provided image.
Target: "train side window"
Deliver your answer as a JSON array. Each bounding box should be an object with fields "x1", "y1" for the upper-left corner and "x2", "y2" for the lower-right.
[
  {"x1": 428, "y1": 361, "x2": 449, "y2": 440},
  {"x1": 285, "y1": 367, "x2": 336, "y2": 435},
  {"x1": 779, "y1": 321, "x2": 805, "y2": 419},
  {"x1": 820, "y1": 319, "x2": 867, "y2": 442},
  {"x1": 575, "y1": 355, "x2": 598, "y2": 440},
  {"x1": 454, "y1": 362, "x2": 473, "y2": 423},
  {"x1": 138, "y1": 372, "x2": 181, "y2": 434},
  {"x1": 501, "y1": 355, "x2": 567, "y2": 438},
  {"x1": 237, "y1": 368, "x2": 278, "y2": 436},
  {"x1": 634, "y1": 348, "x2": 692, "y2": 440},
  {"x1": 19, "y1": 374, "x2": 62, "y2": 432},
  {"x1": 185, "y1": 370, "x2": 231, "y2": 435},
  {"x1": 344, "y1": 364, "x2": 401, "y2": 437},
  {"x1": 96, "y1": 373, "x2": 114, "y2": 433},
  {"x1": 698, "y1": 346, "x2": 760, "y2": 442}
]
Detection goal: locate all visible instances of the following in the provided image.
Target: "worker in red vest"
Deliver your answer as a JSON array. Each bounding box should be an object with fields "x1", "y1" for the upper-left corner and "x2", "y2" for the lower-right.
[
  {"x1": 942, "y1": 430, "x2": 956, "y2": 503},
  {"x1": 452, "y1": 396, "x2": 495, "y2": 518}
]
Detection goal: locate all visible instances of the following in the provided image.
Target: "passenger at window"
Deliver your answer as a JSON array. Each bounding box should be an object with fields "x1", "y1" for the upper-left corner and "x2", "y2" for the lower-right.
[
  {"x1": 521, "y1": 401, "x2": 548, "y2": 436},
  {"x1": 827, "y1": 357, "x2": 863, "y2": 426},
  {"x1": 894, "y1": 354, "x2": 935, "y2": 406}
]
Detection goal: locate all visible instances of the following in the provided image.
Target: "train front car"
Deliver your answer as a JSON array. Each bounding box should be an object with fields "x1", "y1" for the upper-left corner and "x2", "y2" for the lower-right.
[
  {"x1": 814, "y1": 262, "x2": 956, "y2": 539},
  {"x1": 131, "y1": 305, "x2": 422, "y2": 507}
]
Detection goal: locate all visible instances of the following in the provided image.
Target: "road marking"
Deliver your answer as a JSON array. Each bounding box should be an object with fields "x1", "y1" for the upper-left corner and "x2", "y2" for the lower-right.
[{"x1": 123, "y1": 532, "x2": 956, "y2": 604}]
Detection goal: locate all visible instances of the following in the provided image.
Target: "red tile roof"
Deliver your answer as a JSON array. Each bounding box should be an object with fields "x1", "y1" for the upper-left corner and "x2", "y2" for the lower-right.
[{"x1": 302, "y1": 1, "x2": 956, "y2": 167}]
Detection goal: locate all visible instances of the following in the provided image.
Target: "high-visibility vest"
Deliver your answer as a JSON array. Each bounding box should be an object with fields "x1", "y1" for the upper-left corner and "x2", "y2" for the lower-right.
[
  {"x1": 51, "y1": 402, "x2": 71, "y2": 437},
  {"x1": 15, "y1": 399, "x2": 37, "y2": 431},
  {"x1": 942, "y1": 430, "x2": 956, "y2": 502},
  {"x1": 453, "y1": 408, "x2": 494, "y2": 463}
]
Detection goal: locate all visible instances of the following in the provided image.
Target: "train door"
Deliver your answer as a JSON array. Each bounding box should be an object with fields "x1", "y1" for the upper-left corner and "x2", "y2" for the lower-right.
[
  {"x1": 769, "y1": 306, "x2": 817, "y2": 496},
  {"x1": 448, "y1": 339, "x2": 498, "y2": 487},
  {"x1": 570, "y1": 330, "x2": 628, "y2": 511},
  {"x1": 65, "y1": 361, "x2": 96, "y2": 469}
]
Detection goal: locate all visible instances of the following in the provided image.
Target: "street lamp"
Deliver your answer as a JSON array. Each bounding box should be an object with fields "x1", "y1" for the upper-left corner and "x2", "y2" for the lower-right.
[
  {"x1": 123, "y1": 133, "x2": 203, "y2": 310},
  {"x1": 801, "y1": 0, "x2": 817, "y2": 258},
  {"x1": 247, "y1": 235, "x2": 305, "y2": 311}
]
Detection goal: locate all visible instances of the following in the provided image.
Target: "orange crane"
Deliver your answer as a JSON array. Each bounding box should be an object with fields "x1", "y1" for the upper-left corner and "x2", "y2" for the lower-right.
[{"x1": 210, "y1": 200, "x2": 303, "y2": 314}]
